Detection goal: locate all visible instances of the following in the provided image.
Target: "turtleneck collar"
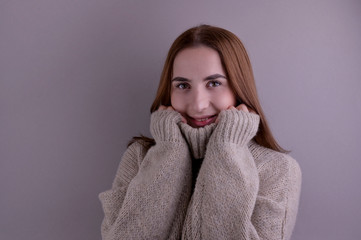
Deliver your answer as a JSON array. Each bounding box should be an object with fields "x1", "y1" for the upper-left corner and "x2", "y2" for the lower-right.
[{"x1": 179, "y1": 122, "x2": 217, "y2": 159}]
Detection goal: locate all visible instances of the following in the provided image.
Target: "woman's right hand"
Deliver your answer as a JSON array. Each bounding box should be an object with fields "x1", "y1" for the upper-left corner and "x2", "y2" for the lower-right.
[
  {"x1": 150, "y1": 105, "x2": 187, "y2": 143},
  {"x1": 158, "y1": 105, "x2": 187, "y2": 124}
]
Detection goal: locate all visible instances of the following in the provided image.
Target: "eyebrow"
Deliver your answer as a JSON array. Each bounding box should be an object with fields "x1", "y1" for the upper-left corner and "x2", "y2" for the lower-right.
[
  {"x1": 205, "y1": 74, "x2": 227, "y2": 81},
  {"x1": 171, "y1": 74, "x2": 227, "y2": 82}
]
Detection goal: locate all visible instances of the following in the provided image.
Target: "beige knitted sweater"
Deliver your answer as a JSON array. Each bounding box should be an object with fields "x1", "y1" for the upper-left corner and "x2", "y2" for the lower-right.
[{"x1": 99, "y1": 109, "x2": 302, "y2": 240}]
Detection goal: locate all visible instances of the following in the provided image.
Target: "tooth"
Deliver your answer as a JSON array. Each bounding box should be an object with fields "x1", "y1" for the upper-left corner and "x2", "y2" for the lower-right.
[{"x1": 197, "y1": 118, "x2": 208, "y2": 122}]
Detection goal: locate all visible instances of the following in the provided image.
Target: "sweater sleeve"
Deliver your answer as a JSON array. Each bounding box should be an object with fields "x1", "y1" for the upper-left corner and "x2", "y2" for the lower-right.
[
  {"x1": 182, "y1": 109, "x2": 301, "y2": 240},
  {"x1": 250, "y1": 149, "x2": 301, "y2": 240},
  {"x1": 99, "y1": 110, "x2": 193, "y2": 240}
]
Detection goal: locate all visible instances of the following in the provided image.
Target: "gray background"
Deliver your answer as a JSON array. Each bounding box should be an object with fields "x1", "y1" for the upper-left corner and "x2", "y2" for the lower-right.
[{"x1": 1, "y1": 0, "x2": 360, "y2": 239}]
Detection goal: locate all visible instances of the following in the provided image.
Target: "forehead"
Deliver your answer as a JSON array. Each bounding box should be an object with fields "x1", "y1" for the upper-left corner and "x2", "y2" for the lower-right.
[{"x1": 172, "y1": 46, "x2": 225, "y2": 77}]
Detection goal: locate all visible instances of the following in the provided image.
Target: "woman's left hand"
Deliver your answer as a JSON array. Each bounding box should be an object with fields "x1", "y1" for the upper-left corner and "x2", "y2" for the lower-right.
[
  {"x1": 232, "y1": 103, "x2": 256, "y2": 114},
  {"x1": 216, "y1": 104, "x2": 256, "y2": 123}
]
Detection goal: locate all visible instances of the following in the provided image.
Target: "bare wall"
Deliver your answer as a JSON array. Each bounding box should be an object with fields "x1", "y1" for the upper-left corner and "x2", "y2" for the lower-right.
[{"x1": 1, "y1": 0, "x2": 360, "y2": 239}]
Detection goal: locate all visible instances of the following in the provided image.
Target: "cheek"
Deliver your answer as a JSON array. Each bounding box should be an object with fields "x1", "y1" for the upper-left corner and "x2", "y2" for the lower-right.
[
  {"x1": 170, "y1": 93, "x2": 185, "y2": 112},
  {"x1": 213, "y1": 91, "x2": 236, "y2": 110}
]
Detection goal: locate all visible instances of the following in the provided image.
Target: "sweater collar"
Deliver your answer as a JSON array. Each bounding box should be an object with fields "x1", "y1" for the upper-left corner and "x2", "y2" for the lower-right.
[{"x1": 179, "y1": 122, "x2": 217, "y2": 159}]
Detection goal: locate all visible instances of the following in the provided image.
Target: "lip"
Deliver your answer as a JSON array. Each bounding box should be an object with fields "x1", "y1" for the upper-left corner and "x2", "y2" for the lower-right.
[{"x1": 187, "y1": 115, "x2": 217, "y2": 128}]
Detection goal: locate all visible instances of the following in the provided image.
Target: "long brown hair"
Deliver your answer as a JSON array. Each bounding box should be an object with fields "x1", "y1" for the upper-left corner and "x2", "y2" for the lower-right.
[{"x1": 131, "y1": 24, "x2": 287, "y2": 153}]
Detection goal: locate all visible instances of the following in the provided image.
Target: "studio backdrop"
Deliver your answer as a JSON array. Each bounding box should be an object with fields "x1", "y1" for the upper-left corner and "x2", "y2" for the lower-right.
[{"x1": 1, "y1": 0, "x2": 360, "y2": 239}]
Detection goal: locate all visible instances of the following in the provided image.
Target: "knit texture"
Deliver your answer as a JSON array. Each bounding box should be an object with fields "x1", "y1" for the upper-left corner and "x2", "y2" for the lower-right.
[
  {"x1": 99, "y1": 109, "x2": 302, "y2": 240},
  {"x1": 179, "y1": 122, "x2": 216, "y2": 159}
]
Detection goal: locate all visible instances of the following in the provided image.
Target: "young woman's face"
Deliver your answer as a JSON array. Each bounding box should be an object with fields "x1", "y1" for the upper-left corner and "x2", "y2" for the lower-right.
[{"x1": 171, "y1": 46, "x2": 236, "y2": 128}]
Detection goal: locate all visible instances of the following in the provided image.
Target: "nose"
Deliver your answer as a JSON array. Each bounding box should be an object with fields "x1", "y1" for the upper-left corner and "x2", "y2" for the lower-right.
[{"x1": 191, "y1": 88, "x2": 209, "y2": 113}]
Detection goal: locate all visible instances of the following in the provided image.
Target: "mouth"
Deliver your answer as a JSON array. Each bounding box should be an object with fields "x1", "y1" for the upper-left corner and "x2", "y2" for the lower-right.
[{"x1": 187, "y1": 115, "x2": 217, "y2": 128}]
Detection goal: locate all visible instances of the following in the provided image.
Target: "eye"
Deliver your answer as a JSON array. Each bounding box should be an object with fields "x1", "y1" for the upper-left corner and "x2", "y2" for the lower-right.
[
  {"x1": 207, "y1": 81, "x2": 221, "y2": 88},
  {"x1": 175, "y1": 83, "x2": 190, "y2": 89}
]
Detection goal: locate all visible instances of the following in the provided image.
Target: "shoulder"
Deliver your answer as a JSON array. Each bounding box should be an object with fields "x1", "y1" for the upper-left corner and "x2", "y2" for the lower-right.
[
  {"x1": 249, "y1": 141, "x2": 302, "y2": 184},
  {"x1": 112, "y1": 140, "x2": 150, "y2": 187},
  {"x1": 125, "y1": 139, "x2": 150, "y2": 166}
]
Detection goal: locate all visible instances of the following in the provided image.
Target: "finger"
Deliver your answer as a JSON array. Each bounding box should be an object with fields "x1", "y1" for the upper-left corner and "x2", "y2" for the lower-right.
[
  {"x1": 181, "y1": 115, "x2": 187, "y2": 124},
  {"x1": 235, "y1": 104, "x2": 244, "y2": 110},
  {"x1": 239, "y1": 105, "x2": 248, "y2": 112},
  {"x1": 240, "y1": 104, "x2": 249, "y2": 113},
  {"x1": 158, "y1": 105, "x2": 166, "y2": 110},
  {"x1": 235, "y1": 104, "x2": 249, "y2": 113},
  {"x1": 249, "y1": 108, "x2": 256, "y2": 114}
]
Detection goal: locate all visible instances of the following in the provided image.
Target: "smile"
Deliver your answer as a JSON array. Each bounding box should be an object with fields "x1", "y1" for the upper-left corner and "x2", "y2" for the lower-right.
[
  {"x1": 188, "y1": 115, "x2": 217, "y2": 128},
  {"x1": 195, "y1": 117, "x2": 213, "y2": 122}
]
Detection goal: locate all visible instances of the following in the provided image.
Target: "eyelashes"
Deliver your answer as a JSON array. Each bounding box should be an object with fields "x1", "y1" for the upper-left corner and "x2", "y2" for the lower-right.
[
  {"x1": 175, "y1": 82, "x2": 190, "y2": 89},
  {"x1": 206, "y1": 80, "x2": 221, "y2": 87},
  {"x1": 174, "y1": 80, "x2": 222, "y2": 90}
]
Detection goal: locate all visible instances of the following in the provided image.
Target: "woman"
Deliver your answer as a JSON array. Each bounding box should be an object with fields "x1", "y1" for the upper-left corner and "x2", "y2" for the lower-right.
[{"x1": 99, "y1": 25, "x2": 301, "y2": 240}]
